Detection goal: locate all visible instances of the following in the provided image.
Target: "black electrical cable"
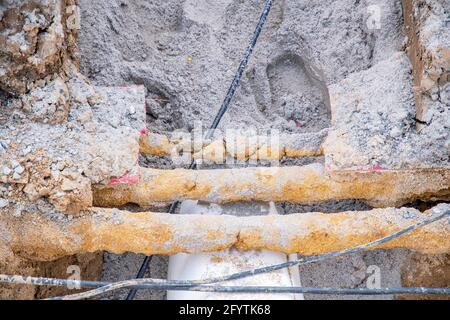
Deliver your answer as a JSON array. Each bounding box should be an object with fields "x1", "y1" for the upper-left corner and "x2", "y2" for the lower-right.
[
  {"x1": 205, "y1": 0, "x2": 273, "y2": 139},
  {"x1": 127, "y1": 0, "x2": 273, "y2": 300},
  {"x1": 125, "y1": 256, "x2": 152, "y2": 300},
  {"x1": 2, "y1": 274, "x2": 450, "y2": 301}
]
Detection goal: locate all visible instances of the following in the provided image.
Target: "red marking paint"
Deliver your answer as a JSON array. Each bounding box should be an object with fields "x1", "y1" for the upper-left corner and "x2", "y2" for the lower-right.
[
  {"x1": 140, "y1": 128, "x2": 149, "y2": 136},
  {"x1": 295, "y1": 120, "x2": 302, "y2": 128},
  {"x1": 108, "y1": 170, "x2": 140, "y2": 185},
  {"x1": 367, "y1": 165, "x2": 385, "y2": 171}
]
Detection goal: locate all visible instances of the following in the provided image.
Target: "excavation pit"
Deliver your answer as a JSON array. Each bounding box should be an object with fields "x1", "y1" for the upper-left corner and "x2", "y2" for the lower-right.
[{"x1": 0, "y1": 0, "x2": 449, "y2": 300}]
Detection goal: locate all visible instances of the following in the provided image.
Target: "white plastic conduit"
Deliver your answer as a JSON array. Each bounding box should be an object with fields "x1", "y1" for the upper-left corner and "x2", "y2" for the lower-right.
[{"x1": 167, "y1": 201, "x2": 304, "y2": 300}]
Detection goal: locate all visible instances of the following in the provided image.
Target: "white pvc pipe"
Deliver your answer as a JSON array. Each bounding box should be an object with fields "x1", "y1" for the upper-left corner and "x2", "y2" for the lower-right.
[{"x1": 167, "y1": 201, "x2": 304, "y2": 300}]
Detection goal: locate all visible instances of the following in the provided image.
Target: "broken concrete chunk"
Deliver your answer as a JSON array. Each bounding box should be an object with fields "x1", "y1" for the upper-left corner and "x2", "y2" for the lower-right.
[
  {"x1": 91, "y1": 86, "x2": 147, "y2": 132},
  {"x1": 20, "y1": 77, "x2": 70, "y2": 125},
  {"x1": 403, "y1": 0, "x2": 450, "y2": 125},
  {"x1": 324, "y1": 52, "x2": 450, "y2": 171},
  {"x1": 2, "y1": 167, "x2": 12, "y2": 176},
  {"x1": 14, "y1": 165, "x2": 24, "y2": 175},
  {"x1": 0, "y1": 0, "x2": 78, "y2": 95},
  {"x1": 0, "y1": 199, "x2": 9, "y2": 208}
]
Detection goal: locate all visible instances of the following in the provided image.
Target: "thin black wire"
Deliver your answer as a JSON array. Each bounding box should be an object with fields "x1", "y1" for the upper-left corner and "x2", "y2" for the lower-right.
[
  {"x1": 7, "y1": 206, "x2": 442, "y2": 300},
  {"x1": 205, "y1": 0, "x2": 273, "y2": 138},
  {"x1": 127, "y1": 0, "x2": 273, "y2": 300},
  {"x1": 125, "y1": 256, "x2": 152, "y2": 300}
]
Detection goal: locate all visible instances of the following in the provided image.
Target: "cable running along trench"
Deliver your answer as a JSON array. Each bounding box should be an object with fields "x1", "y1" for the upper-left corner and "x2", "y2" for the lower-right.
[
  {"x1": 126, "y1": 0, "x2": 274, "y2": 300},
  {"x1": 1, "y1": 274, "x2": 449, "y2": 300}
]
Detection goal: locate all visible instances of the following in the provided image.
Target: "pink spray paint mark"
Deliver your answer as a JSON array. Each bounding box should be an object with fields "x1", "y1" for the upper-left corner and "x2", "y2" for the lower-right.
[
  {"x1": 108, "y1": 170, "x2": 140, "y2": 185},
  {"x1": 140, "y1": 128, "x2": 149, "y2": 136},
  {"x1": 367, "y1": 165, "x2": 386, "y2": 171}
]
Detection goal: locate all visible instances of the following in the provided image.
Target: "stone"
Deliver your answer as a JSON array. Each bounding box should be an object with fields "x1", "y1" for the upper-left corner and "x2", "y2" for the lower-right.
[
  {"x1": 0, "y1": 199, "x2": 9, "y2": 208},
  {"x1": 14, "y1": 166, "x2": 25, "y2": 175},
  {"x1": 2, "y1": 167, "x2": 11, "y2": 176}
]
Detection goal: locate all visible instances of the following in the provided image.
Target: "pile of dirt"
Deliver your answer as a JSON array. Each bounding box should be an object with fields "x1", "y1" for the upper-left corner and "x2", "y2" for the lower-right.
[{"x1": 79, "y1": 0, "x2": 404, "y2": 133}]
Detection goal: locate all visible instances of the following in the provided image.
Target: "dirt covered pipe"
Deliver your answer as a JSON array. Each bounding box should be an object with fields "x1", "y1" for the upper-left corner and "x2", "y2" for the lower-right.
[
  {"x1": 94, "y1": 164, "x2": 450, "y2": 208},
  {"x1": 0, "y1": 205, "x2": 449, "y2": 262},
  {"x1": 139, "y1": 130, "x2": 327, "y2": 163}
]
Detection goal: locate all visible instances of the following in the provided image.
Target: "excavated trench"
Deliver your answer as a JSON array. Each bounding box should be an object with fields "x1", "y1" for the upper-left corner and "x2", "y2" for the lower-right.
[
  {"x1": 0, "y1": 0, "x2": 449, "y2": 300},
  {"x1": 76, "y1": 0, "x2": 449, "y2": 300}
]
